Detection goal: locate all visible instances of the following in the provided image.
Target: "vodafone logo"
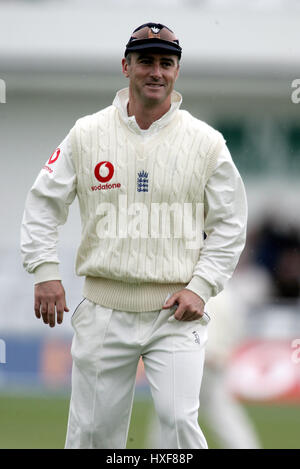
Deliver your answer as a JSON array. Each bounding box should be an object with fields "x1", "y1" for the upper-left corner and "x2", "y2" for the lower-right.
[
  {"x1": 91, "y1": 161, "x2": 121, "y2": 191},
  {"x1": 94, "y1": 161, "x2": 114, "y2": 183},
  {"x1": 48, "y1": 148, "x2": 60, "y2": 165}
]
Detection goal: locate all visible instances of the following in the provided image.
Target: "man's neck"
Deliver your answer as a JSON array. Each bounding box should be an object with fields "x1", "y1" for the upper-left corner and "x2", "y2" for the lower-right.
[{"x1": 127, "y1": 98, "x2": 171, "y2": 130}]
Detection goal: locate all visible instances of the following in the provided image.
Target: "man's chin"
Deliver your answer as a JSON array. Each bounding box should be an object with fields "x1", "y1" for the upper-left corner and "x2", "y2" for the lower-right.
[
  {"x1": 142, "y1": 88, "x2": 168, "y2": 104},
  {"x1": 144, "y1": 89, "x2": 164, "y2": 98}
]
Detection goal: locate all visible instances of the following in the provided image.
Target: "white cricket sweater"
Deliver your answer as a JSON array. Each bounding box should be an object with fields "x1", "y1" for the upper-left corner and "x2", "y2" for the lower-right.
[{"x1": 21, "y1": 88, "x2": 248, "y2": 312}]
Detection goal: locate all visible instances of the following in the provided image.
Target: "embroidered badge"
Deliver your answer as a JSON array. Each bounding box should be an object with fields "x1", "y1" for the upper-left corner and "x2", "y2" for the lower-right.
[
  {"x1": 192, "y1": 331, "x2": 201, "y2": 345},
  {"x1": 151, "y1": 26, "x2": 160, "y2": 34},
  {"x1": 137, "y1": 170, "x2": 149, "y2": 192}
]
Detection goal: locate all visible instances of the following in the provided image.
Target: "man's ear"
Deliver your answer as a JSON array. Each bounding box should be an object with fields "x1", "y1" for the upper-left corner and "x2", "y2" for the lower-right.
[{"x1": 122, "y1": 58, "x2": 130, "y2": 78}]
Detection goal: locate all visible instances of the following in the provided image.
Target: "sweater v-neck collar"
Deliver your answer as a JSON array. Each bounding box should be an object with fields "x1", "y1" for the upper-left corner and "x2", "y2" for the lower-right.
[{"x1": 112, "y1": 87, "x2": 182, "y2": 138}]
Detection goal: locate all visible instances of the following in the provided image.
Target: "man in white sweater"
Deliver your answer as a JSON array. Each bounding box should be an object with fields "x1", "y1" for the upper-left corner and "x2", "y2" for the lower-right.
[{"x1": 21, "y1": 23, "x2": 247, "y2": 449}]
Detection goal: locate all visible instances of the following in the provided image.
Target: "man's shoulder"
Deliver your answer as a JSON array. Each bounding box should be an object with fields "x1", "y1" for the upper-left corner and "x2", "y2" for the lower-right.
[
  {"x1": 72, "y1": 105, "x2": 116, "y2": 131},
  {"x1": 179, "y1": 110, "x2": 221, "y2": 137}
]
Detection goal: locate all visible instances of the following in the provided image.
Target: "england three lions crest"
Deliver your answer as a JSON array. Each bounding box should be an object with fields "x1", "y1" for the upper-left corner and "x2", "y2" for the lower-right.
[{"x1": 137, "y1": 170, "x2": 149, "y2": 192}]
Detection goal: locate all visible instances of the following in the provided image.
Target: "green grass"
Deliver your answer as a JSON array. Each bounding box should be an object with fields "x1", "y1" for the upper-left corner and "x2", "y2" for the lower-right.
[
  {"x1": 241, "y1": 403, "x2": 300, "y2": 450},
  {"x1": 0, "y1": 393, "x2": 70, "y2": 449},
  {"x1": 0, "y1": 393, "x2": 299, "y2": 449}
]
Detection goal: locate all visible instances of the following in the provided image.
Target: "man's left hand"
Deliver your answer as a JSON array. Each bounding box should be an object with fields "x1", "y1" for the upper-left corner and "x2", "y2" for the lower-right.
[{"x1": 162, "y1": 289, "x2": 205, "y2": 321}]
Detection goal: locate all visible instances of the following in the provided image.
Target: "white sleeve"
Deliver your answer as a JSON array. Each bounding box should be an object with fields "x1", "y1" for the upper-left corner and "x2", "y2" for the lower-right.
[
  {"x1": 185, "y1": 144, "x2": 248, "y2": 303},
  {"x1": 20, "y1": 133, "x2": 77, "y2": 284}
]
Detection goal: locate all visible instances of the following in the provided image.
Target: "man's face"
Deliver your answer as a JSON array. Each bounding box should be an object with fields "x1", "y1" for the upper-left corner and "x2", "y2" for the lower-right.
[{"x1": 122, "y1": 52, "x2": 180, "y2": 106}]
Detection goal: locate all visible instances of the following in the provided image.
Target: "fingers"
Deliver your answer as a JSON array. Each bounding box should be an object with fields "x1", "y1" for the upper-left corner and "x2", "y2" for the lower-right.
[
  {"x1": 164, "y1": 291, "x2": 204, "y2": 321},
  {"x1": 56, "y1": 298, "x2": 66, "y2": 325},
  {"x1": 173, "y1": 303, "x2": 185, "y2": 321},
  {"x1": 181, "y1": 312, "x2": 202, "y2": 321},
  {"x1": 163, "y1": 294, "x2": 193, "y2": 321},
  {"x1": 167, "y1": 299, "x2": 199, "y2": 321},
  {"x1": 163, "y1": 294, "x2": 199, "y2": 321},
  {"x1": 47, "y1": 302, "x2": 56, "y2": 328},
  {"x1": 174, "y1": 307, "x2": 198, "y2": 321},
  {"x1": 34, "y1": 282, "x2": 68, "y2": 328},
  {"x1": 162, "y1": 294, "x2": 178, "y2": 309},
  {"x1": 163, "y1": 294, "x2": 190, "y2": 320},
  {"x1": 41, "y1": 300, "x2": 49, "y2": 325},
  {"x1": 174, "y1": 309, "x2": 204, "y2": 321},
  {"x1": 36, "y1": 301, "x2": 67, "y2": 327},
  {"x1": 34, "y1": 300, "x2": 41, "y2": 319}
]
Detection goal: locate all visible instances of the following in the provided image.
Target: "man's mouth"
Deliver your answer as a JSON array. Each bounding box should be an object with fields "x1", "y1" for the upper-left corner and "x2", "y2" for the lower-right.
[{"x1": 145, "y1": 83, "x2": 164, "y2": 87}]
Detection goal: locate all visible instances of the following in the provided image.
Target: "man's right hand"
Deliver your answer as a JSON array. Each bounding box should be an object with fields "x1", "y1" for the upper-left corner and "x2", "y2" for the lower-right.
[{"x1": 34, "y1": 280, "x2": 69, "y2": 328}]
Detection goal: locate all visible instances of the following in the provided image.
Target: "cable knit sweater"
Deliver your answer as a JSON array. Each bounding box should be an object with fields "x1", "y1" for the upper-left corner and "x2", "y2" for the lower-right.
[{"x1": 21, "y1": 88, "x2": 247, "y2": 312}]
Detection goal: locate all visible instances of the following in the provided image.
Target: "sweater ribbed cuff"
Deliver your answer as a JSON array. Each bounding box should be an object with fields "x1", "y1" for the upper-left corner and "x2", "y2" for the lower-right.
[
  {"x1": 185, "y1": 275, "x2": 213, "y2": 304},
  {"x1": 34, "y1": 262, "x2": 61, "y2": 284}
]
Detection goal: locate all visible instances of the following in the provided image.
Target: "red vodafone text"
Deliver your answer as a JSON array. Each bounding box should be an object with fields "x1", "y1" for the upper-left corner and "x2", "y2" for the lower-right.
[{"x1": 92, "y1": 161, "x2": 121, "y2": 191}]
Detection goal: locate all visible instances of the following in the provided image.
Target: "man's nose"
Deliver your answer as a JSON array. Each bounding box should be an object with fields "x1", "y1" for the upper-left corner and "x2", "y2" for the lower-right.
[{"x1": 150, "y1": 63, "x2": 163, "y2": 79}]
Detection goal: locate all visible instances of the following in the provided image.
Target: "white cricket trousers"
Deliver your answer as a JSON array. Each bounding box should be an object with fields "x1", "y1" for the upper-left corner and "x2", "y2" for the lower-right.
[{"x1": 65, "y1": 297, "x2": 208, "y2": 449}]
